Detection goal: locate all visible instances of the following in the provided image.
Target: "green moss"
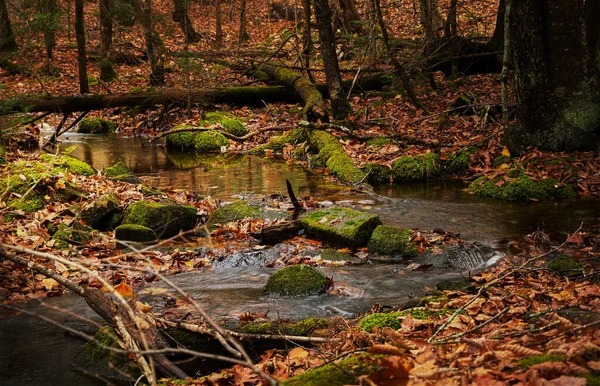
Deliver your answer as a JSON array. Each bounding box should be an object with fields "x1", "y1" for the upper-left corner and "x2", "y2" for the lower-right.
[
  {"x1": 518, "y1": 354, "x2": 567, "y2": 369},
  {"x1": 202, "y1": 112, "x2": 248, "y2": 137},
  {"x1": 583, "y1": 374, "x2": 600, "y2": 386},
  {"x1": 468, "y1": 174, "x2": 577, "y2": 201},
  {"x1": 204, "y1": 201, "x2": 287, "y2": 233},
  {"x1": 52, "y1": 222, "x2": 95, "y2": 248},
  {"x1": 99, "y1": 61, "x2": 118, "y2": 82},
  {"x1": 366, "y1": 137, "x2": 393, "y2": 148},
  {"x1": 320, "y1": 249, "x2": 355, "y2": 262},
  {"x1": 122, "y1": 201, "x2": 196, "y2": 238},
  {"x1": 115, "y1": 224, "x2": 157, "y2": 242},
  {"x1": 77, "y1": 193, "x2": 120, "y2": 230},
  {"x1": 391, "y1": 153, "x2": 441, "y2": 182},
  {"x1": 301, "y1": 207, "x2": 382, "y2": 247},
  {"x1": 359, "y1": 312, "x2": 401, "y2": 332},
  {"x1": 38, "y1": 153, "x2": 96, "y2": 176},
  {"x1": 493, "y1": 155, "x2": 512, "y2": 167},
  {"x1": 101, "y1": 162, "x2": 129, "y2": 178},
  {"x1": 548, "y1": 256, "x2": 582, "y2": 273},
  {"x1": 398, "y1": 307, "x2": 448, "y2": 320},
  {"x1": 194, "y1": 131, "x2": 228, "y2": 152},
  {"x1": 418, "y1": 291, "x2": 447, "y2": 306},
  {"x1": 165, "y1": 131, "x2": 196, "y2": 151},
  {"x1": 308, "y1": 130, "x2": 366, "y2": 185},
  {"x1": 250, "y1": 128, "x2": 307, "y2": 155},
  {"x1": 263, "y1": 264, "x2": 327, "y2": 297},
  {"x1": 238, "y1": 318, "x2": 327, "y2": 335},
  {"x1": 289, "y1": 318, "x2": 329, "y2": 335},
  {"x1": 367, "y1": 225, "x2": 418, "y2": 258},
  {"x1": 283, "y1": 353, "x2": 384, "y2": 386},
  {"x1": 363, "y1": 163, "x2": 391, "y2": 185},
  {"x1": 77, "y1": 117, "x2": 117, "y2": 134},
  {"x1": 445, "y1": 147, "x2": 477, "y2": 175}
]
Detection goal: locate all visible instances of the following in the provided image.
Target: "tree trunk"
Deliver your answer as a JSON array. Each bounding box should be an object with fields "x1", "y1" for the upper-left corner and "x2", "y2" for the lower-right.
[
  {"x1": 75, "y1": 0, "x2": 89, "y2": 94},
  {"x1": 0, "y1": 0, "x2": 16, "y2": 51},
  {"x1": 486, "y1": 0, "x2": 505, "y2": 51},
  {"x1": 116, "y1": 0, "x2": 136, "y2": 26},
  {"x1": 419, "y1": 0, "x2": 441, "y2": 53},
  {"x1": 99, "y1": 0, "x2": 118, "y2": 82},
  {"x1": 41, "y1": 0, "x2": 57, "y2": 67},
  {"x1": 330, "y1": 0, "x2": 362, "y2": 34},
  {"x1": 313, "y1": 0, "x2": 350, "y2": 120},
  {"x1": 173, "y1": 0, "x2": 201, "y2": 43},
  {"x1": 301, "y1": 0, "x2": 313, "y2": 80},
  {"x1": 215, "y1": 0, "x2": 222, "y2": 46},
  {"x1": 585, "y1": 0, "x2": 600, "y2": 67},
  {"x1": 133, "y1": 0, "x2": 166, "y2": 85},
  {"x1": 507, "y1": 0, "x2": 600, "y2": 152},
  {"x1": 238, "y1": 0, "x2": 248, "y2": 43}
]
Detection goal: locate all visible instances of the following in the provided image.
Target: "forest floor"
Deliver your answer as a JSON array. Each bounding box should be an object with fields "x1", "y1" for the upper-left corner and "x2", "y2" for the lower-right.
[{"x1": 1, "y1": 0, "x2": 600, "y2": 384}]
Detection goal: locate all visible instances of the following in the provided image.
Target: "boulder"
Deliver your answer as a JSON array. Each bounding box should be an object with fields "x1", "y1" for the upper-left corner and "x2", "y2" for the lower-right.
[
  {"x1": 391, "y1": 153, "x2": 440, "y2": 182},
  {"x1": 121, "y1": 201, "x2": 196, "y2": 238},
  {"x1": 320, "y1": 249, "x2": 363, "y2": 264},
  {"x1": 77, "y1": 193, "x2": 120, "y2": 230},
  {"x1": 203, "y1": 201, "x2": 288, "y2": 234},
  {"x1": 367, "y1": 225, "x2": 418, "y2": 258},
  {"x1": 301, "y1": 207, "x2": 382, "y2": 247},
  {"x1": 77, "y1": 117, "x2": 117, "y2": 134},
  {"x1": 52, "y1": 222, "x2": 96, "y2": 248},
  {"x1": 263, "y1": 264, "x2": 327, "y2": 297},
  {"x1": 115, "y1": 224, "x2": 157, "y2": 242}
]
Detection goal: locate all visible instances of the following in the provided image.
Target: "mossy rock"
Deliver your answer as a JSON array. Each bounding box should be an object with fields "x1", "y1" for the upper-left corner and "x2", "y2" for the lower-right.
[
  {"x1": 77, "y1": 117, "x2": 117, "y2": 134},
  {"x1": 203, "y1": 201, "x2": 288, "y2": 234},
  {"x1": 165, "y1": 130, "x2": 228, "y2": 153},
  {"x1": 320, "y1": 249, "x2": 362, "y2": 264},
  {"x1": 418, "y1": 291, "x2": 447, "y2": 306},
  {"x1": 101, "y1": 162, "x2": 129, "y2": 178},
  {"x1": 263, "y1": 264, "x2": 327, "y2": 297},
  {"x1": 398, "y1": 306, "x2": 448, "y2": 320},
  {"x1": 468, "y1": 173, "x2": 577, "y2": 201},
  {"x1": 367, "y1": 225, "x2": 418, "y2": 258},
  {"x1": 77, "y1": 193, "x2": 120, "y2": 230},
  {"x1": 52, "y1": 222, "x2": 96, "y2": 248},
  {"x1": 363, "y1": 163, "x2": 391, "y2": 185},
  {"x1": 39, "y1": 154, "x2": 96, "y2": 176},
  {"x1": 250, "y1": 128, "x2": 307, "y2": 155},
  {"x1": 115, "y1": 224, "x2": 157, "y2": 242},
  {"x1": 445, "y1": 146, "x2": 477, "y2": 175},
  {"x1": 548, "y1": 256, "x2": 582, "y2": 273},
  {"x1": 283, "y1": 353, "x2": 386, "y2": 386},
  {"x1": 122, "y1": 201, "x2": 196, "y2": 238},
  {"x1": 308, "y1": 130, "x2": 367, "y2": 185},
  {"x1": 436, "y1": 278, "x2": 470, "y2": 291},
  {"x1": 492, "y1": 155, "x2": 512, "y2": 167},
  {"x1": 202, "y1": 111, "x2": 248, "y2": 137},
  {"x1": 238, "y1": 318, "x2": 328, "y2": 335},
  {"x1": 301, "y1": 207, "x2": 382, "y2": 248},
  {"x1": 165, "y1": 130, "x2": 196, "y2": 151},
  {"x1": 518, "y1": 354, "x2": 567, "y2": 369},
  {"x1": 72, "y1": 326, "x2": 138, "y2": 382},
  {"x1": 359, "y1": 312, "x2": 401, "y2": 332},
  {"x1": 391, "y1": 153, "x2": 441, "y2": 182}
]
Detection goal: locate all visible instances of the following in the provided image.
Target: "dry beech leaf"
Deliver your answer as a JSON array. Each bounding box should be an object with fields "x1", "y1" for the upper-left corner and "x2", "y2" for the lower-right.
[
  {"x1": 500, "y1": 344, "x2": 542, "y2": 357},
  {"x1": 41, "y1": 278, "x2": 59, "y2": 291},
  {"x1": 368, "y1": 344, "x2": 405, "y2": 356},
  {"x1": 113, "y1": 281, "x2": 134, "y2": 299}
]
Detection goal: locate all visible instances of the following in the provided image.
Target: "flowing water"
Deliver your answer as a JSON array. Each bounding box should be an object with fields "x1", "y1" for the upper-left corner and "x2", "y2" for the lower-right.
[{"x1": 1, "y1": 133, "x2": 598, "y2": 385}]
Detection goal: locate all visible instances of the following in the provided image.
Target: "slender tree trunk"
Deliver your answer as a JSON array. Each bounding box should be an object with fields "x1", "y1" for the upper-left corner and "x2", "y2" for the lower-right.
[
  {"x1": 585, "y1": 0, "x2": 600, "y2": 68},
  {"x1": 215, "y1": 0, "x2": 222, "y2": 46},
  {"x1": 419, "y1": 0, "x2": 440, "y2": 53},
  {"x1": 501, "y1": 0, "x2": 510, "y2": 129},
  {"x1": 75, "y1": 0, "x2": 89, "y2": 93},
  {"x1": 486, "y1": 0, "x2": 505, "y2": 51},
  {"x1": 507, "y1": 0, "x2": 600, "y2": 152},
  {"x1": 0, "y1": 0, "x2": 16, "y2": 51},
  {"x1": 331, "y1": 0, "x2": 362, "y2": 33},
  {"x1": 99, "y1": 0, "x2": 118, "y2": 81},
  {"x1": 41, "y1": 0, "x2": 57, "y2": 70},
  {"x1": 116, "y1": 0, "x2": 136, "y2": 26},
  {"x1": 313, "y1": 0, "x2": 350, "y2": 120},
  {"x1": 301, "y1": 0, "x2": 313, "y2": 81},
  {"x1": 238, "y1": 0, "x2": 248, "y2": 43},
  {"x1": 173, "y1": 0, "x2": 201, "y2": 43},
  {"x1": 133, "y1": 0, "x2": 166, "y2": 84}
]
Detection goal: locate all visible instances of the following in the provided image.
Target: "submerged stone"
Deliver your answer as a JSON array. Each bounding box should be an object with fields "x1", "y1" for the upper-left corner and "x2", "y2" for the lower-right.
[
  {"x1": 77, "y1": 193, "x2": 121, "y2": 230},
  {"x1": 391, "y1": 152, "x2": 441, "y2": 182},
  {"x1": 436, "y1": 278, "x2": 470, "y2": 291},
  {"x1": 263, "y1": 264, "x2": 327, "y2": 297},
  {"x1": 115, "y1": 224, "x2": 157, "y2": 242},
  {"x1": 122, "y1": 201, "x2": 196, "y2": 238},
  {"x1": 367, "y1": 225, "x2": 418, "y2": 258},
  {"x1": 301, "y1": 207, "x2": 382, "y2": 247},
  {"x1": 468, "y1": 172, "x2": 577, "y2": 201}
]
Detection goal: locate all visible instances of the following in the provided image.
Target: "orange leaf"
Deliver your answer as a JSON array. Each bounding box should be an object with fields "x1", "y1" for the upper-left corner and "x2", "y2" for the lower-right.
[{"x1": 114, "y1": 281, "x2": 135, "y2": 299}]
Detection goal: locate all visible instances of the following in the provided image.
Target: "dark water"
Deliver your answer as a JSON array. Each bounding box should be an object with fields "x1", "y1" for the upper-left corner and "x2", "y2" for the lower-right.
[{"x1": 0, "y1": 133, "x2": 597, "y2": 385}]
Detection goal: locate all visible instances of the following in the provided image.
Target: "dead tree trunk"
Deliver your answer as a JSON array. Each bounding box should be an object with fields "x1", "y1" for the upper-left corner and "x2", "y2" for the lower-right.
[
  {"x1": 0, "y1": 0, "x2": 16, "y2": 51},
  {"x1": 75, "y1": 0, "x2": 89, "y2": 93},
  {"x1": 313, "y1": 0, "x2": 351, "y2": 120},
  {"x1": 173, "y1": 0, "x2": 201, "y2": 43},
  {"x1": 99, "y1": 0, "x2": 118, "y2": 81}
]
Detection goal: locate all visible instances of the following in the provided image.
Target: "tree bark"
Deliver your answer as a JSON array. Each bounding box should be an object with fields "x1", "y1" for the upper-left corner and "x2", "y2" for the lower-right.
[
  {"x1": 486, "y1": 0, "x2": 505, "y2": 51},
  {"x1": 313, "y1": 0, "x2": 350, "y2": 120},
  {"x1": 330, "y1": 0, "x2": 362, "y2": 33},
  {"x1": 238, "y1": 0, "x2": 248, "y2": 43},
  {"x1": 99, "y1": 0, "x2": 117, "y2": 82},
  {"x1": 585, "y1": 0, "x2": 600, "y2": 68},
  {"x1": 0, "y1": 0, "x2": 16, "y2": 51},
  {"x1": 215, "y1": 0, "x2": 222, "y2": 46},
  {"x1": 173, "y1": 0, "x2": 201, "y2": 43},
  {"x1": 419, "y1": 0, "x2": 441, "y2": 52},
  {"x1": 133, "y1": 0, "x2": 166, "y2": 85},
  {"x1": 507, "y1": 0, "x2": 600, "y2": 152},
  {"x1": 75, "y1": 0, "x2": 89, "y2": 93},
  {"x1": 41, "y1": 0, "x2": 57, "y2": 67}
]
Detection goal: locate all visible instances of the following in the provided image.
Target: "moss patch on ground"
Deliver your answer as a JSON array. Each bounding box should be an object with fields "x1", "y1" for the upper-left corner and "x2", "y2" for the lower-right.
[
  {"x1": 263, "y1": 264, "x2": 327, "y2": 297},
  {"x1": 548, "y1": 256, "x2": 582, "y2": 273},
  {"x1": 238, "y1": 317, "x2": 328, "y2": 335},
  {"x1": 101, "y1": 162, "x2": 129, "y2": 178},
  {"x1": 391, "y1": 152, "x2": 441, "y2": 182},
  {"x1": 445, "y1": 146, "x2": 477, "y2": 175},
  {"x1": 367, "y1": 225, "x2": 418, "y2": 258},
  {"x1": 359, "y1": 312, "x2": 401, "y2": 332},
  {"x1": 202, "y1": 111, "x2": 248, "y2": 137},
  {"x1": 301, "y1": 207, "x2": 382, "y2": 248},
  {"x1": 115, "y1": 224, "x2": 157, "y2": 242},
  {"x1": 308, "y1": 130, "x2": 367, "y2": 185},
  {"x1": 468, "y1": 172, "x2": 577, "y2": 201},
  {"x1": 52, "y1": 222, "x2": 96, "y2": 248},
  {"x1": 518, "y1": 354, "x2": 567, "y2": 369},
  {"x1": 122, "y1": 201, "x2": 196, "y2": 238},
  {"x1": 77, "y1": 117, "x2": 117, "y2": 134},
  {"x1": 250, "y1": 128, "x2": 307, "y2": 155}
]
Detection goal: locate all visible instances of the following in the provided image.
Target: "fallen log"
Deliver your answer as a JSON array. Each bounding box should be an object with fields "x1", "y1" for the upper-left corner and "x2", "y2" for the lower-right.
[{"x1": 0, "y1": 86, "x2": 299, "y2": 115}]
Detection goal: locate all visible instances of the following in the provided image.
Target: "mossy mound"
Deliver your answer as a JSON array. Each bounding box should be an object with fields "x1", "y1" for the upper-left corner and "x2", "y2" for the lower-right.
[
  {"x1": 115, "y1": 224, "x2": 157, "y2": 242},
  {"x1": 359, "y1": 312, "x2": 401, "y2": 332},
  {"x1": 301, "y1": 207, "x2": 382, "y2": 248},
  {"x1": 77, "y1": 117, "x2": 117, "y2": 134},
  {"x1": 367, "y1": 225, "x2": 418, "y2": 258},
  {"x1": 493, "y1": 155, "x2": 512, "y2": 167},
  {"x1": 101, "y1": 162, "x2": 129, "y2": 179},
  {"x1": 165, "y1": 129, "x2": 228, "y2": 153},
  {"x1": 52, "y1": 222, "x2": 96, "y2": 248},
  {"x1": 548, "y1": 256, "x2": 582, "y2": 273},
  {"x1": 363, "y1": 163, "x2": 391, "y2": 185},
  {"x1": 283, "y1": 353, "x2": 386, "y2": 386},
  {"x1": 468, "y1": 173, "x2": 577, "y2": 201},
  {"x1": 250, "y1": 128, "x2": 307, "y2": 155},
  {"x1": 202, "y1": 111, "x2": 248, "y2": 137},
  {"x1": 308, "y1": 130, "x2": 366, "y2": 185},
  {"x1": 238, "y1": 317, "x2": 328, "y2": 335},
  {"x1": 203, "y1": 201, "x2": 288, "y2": 234},
  {"x1": 72, "y1": 327, "x2": 138, "y2": 383},
  {"x1": 445, "y1": 147, "x2": 477, "y2": 175},
  {"x1": 518, "y1": 354, "x2": 567, "y2": 369},
  {"x1": 39, "y1": 153, "x2": 96, "y2": 176},
  {"x1": 398, "y1": 307, "x2": 448, "y2": 320},
  {"x1": 418, "y1": 291, "x2": 447, "y2": 306},
  {"x1": 366, "y1": 137, "x2": 393, "y2": 148},
  {"x1": 77, "y1": 193, "x2": 120, "y2": 230},
  {"x1": 320, "y1": 249, "x2": 362, "y2": 264},
  {"x1": 263, "y1": 264, "x2": 327, "y2": 297},
  {"x1": 391, "y1": 152, "x2": 440, "y2": 182},
  {"x1": 122, "y1": 201, "x2": 196, "y2": 238}
]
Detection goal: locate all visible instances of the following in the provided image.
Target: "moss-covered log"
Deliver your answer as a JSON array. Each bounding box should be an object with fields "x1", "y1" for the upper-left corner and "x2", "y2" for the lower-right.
[
  {"x1": 307, "y1": 129, "x2": 367, "y2": 185},
  {"x1": 257, "y1": 64, "x2": 328, "y2": 122}
]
